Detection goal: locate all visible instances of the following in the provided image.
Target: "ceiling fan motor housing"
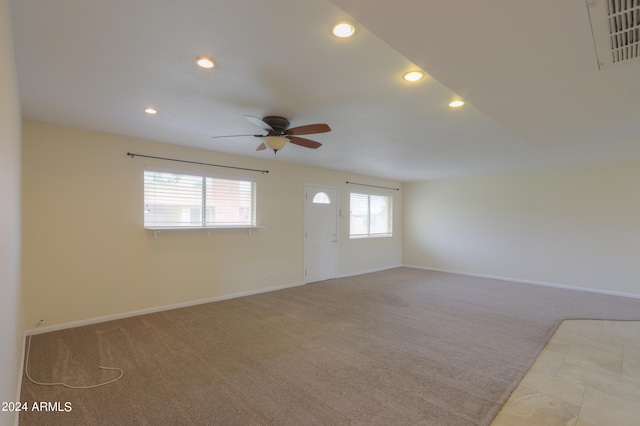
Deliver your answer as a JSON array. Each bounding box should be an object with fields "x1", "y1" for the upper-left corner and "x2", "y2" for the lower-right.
[{"x1": 262, "y1": 116, "x2": 290, "y2": 134}]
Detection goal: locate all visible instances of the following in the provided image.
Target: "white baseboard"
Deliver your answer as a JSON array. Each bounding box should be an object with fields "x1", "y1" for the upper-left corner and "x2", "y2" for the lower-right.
[
  {"x1": 24, "y1": 265, "x2": 404, "y2": 336},
  {"x1": 404, "y1": 264, "x2": 640, "y2": 300},
  {"x1": 24, "y1": 281, "x2": 305, "y2": 336},
  {"x1": 22, "y1": 265, "x2": 640, "y2": 335},
  {"x1": 338, "y1": 264, "x2": 403, "y2": 279}
]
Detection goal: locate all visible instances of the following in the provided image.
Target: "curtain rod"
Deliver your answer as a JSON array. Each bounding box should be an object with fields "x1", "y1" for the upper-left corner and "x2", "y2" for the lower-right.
[
  {"x1": 346, "y1": 181, "x2": 400, "y2": 191},
  {"x1": 127, "y1": 152, "x2": 269, "y2": 174}
]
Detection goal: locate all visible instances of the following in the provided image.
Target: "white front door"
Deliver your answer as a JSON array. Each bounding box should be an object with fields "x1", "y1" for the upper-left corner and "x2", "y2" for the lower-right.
[{"x1": 304, "y1": 185, "x2": 338, "y2": 283}]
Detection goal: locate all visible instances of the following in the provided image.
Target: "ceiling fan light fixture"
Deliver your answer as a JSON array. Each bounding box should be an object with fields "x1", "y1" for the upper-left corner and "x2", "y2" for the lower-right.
[
  {"x1": 263, "y1": 136, "x2": 288, "y2": 152},
  {"x1": 332, "y1": 22, "x2": 355, "y2": 38},
  {"x1": 196, "y1": 56, "x2": 215, "y2": 69},
  {"x1": 402, "y1": 70, "x2": 425, "y2": 82}
]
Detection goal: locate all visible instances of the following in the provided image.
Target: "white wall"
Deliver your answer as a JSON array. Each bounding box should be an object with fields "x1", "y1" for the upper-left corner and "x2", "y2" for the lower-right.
[
  {"x1": 0, "y1": 0, "x2": 23, "y2": 424},
  {"x1": 21, "y1": 121, "x2": 402, "y2": 329},
  {"x1": 403, "y1": 163, "x2": 640, "y2": 296}
]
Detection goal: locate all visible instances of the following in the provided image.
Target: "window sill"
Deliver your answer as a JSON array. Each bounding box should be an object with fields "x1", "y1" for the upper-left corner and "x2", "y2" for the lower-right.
[{"x1": 145, "y1": 226, "x2": 264, "y2": 239}]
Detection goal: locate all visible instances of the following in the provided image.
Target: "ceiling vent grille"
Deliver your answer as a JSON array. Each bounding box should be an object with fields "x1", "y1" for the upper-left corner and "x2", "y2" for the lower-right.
[{"x1": 588, "y1": 0, "x2": 640, "y2": 68}]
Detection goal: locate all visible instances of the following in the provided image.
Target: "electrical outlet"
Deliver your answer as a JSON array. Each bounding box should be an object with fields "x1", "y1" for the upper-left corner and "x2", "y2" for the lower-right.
[
  {"x1": 268, "y1": 272, "x2": 273, "y2": 280},
  {"x1": 36, "y1": 319, "x2": 44, "y2": 328}
]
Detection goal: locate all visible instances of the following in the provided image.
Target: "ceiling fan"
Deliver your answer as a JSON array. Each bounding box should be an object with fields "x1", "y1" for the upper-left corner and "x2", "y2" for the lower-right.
[{"x1": 212, "y1": 115, "x2": 331, "y2": 154}]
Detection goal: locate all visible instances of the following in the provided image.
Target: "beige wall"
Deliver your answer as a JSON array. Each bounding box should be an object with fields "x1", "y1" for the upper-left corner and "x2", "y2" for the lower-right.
[
  {"x1": 0, "y1": 0, "x2": 23, "y2": 424},
  {"x1": 22, "y1": 121, "x2": 402, "y2": 329},
  {"x1": 403, "y1": 163, "x2": 640, "y2": 295}
]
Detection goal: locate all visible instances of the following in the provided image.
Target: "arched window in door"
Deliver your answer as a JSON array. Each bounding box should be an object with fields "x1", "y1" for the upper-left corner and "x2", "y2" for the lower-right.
[{"x1": 312, "y1": 192, "x2": 331, "y2": 204}]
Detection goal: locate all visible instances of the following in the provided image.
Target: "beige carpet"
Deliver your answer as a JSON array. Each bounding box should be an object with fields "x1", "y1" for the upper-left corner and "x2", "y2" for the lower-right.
[{"x1": 20, "y1": 268, "x2": 640, "y2": 425}]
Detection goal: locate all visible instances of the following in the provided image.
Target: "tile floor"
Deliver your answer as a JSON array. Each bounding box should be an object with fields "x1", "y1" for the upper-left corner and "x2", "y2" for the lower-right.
[{"x1": 491, "y1": 320, "x2": 640, "y2": 426}]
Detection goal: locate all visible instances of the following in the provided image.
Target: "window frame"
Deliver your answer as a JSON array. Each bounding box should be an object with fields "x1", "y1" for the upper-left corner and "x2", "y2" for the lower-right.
[
  {"x1": 143, "y1": 167, "x2": 257, "y2": 230},
  {"x1": 349, "y1": 191, "x2": 393, "y2": 239}
]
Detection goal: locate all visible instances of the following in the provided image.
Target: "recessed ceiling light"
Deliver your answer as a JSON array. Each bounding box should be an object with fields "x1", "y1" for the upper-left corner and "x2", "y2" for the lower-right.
[
  {"x1": 402, "y1": 71, "x2": 425, "y2": 82},
  {"x1": 144, "y1": 107, "x2": 158, "y2": 115},
  {"x1": 196, "y1": 56, "x2": 215, "y2": 69},
  {"x1": 332, "y1": 22, "x2": 355, "y2": 38},
  {"x1": 449, "y1": 100, "x2": 465, "y2": 108}
]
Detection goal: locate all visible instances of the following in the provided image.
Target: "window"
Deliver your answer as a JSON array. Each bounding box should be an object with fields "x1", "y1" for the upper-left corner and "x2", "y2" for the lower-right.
[
  {"x1": 144, "y1": 170, "x2": 256, "y2": 228},
  {"x1": 349, "y1": 193, "x2": 392, "y2": 238},
  {"x1": 312, "y1": 192, "x2": 331, "y2": 204}
]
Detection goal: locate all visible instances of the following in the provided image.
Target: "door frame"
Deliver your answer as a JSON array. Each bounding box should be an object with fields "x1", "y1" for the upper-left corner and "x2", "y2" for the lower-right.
[{"x1": 303, "y1": 183, "x2": 339, "y2": 284}]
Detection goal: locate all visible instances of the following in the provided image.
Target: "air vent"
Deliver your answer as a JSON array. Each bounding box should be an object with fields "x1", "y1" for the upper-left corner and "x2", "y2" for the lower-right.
[{"x1": 588, "y1": 0, "x2": 640, "y2": 68}]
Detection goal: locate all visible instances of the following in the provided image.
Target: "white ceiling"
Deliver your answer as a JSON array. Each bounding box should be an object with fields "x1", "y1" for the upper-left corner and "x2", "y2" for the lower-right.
[{"x1": 10, "y1": 0, "x2": 640, "y2": 182}]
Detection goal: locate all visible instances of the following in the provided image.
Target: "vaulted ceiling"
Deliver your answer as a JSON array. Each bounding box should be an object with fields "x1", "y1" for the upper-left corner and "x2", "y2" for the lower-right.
[{"x1": 10, "y1": 0, "x2": 640, "y2": 181}]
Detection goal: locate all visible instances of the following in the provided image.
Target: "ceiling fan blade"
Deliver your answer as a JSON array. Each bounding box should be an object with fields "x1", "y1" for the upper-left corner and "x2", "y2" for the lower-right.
[
  {"x1": 245, "y1": 115, "x2": 275, "y2": 132},
  {"x1": 288, "y1": 136, "x2": 322, "y2": 149},
  {"x1": 285, "y1": 123, "x2": 331, "y2": 136},
  {"x1": 256, "y1": 143, "x2": 267, "y2": 151},
  {"x1": 211, "y1": 134, "x2": 262, "y2": 139}
]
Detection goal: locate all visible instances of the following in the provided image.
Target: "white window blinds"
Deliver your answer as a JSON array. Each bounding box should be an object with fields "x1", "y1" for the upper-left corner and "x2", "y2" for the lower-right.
[
  {"x1": 349, "y1": 192, "x2": 392, "y2": 238},
  {"x1": 144, "y1": 170, "x2": 255, "y2": 228}
]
